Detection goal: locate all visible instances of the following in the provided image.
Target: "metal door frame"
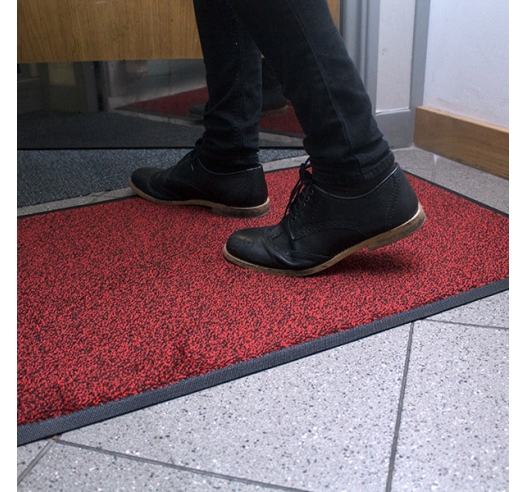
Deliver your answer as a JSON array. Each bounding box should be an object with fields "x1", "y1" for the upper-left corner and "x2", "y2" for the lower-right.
[{"x1": 340, "y1": 0, "x2": 431, "y2": 148}]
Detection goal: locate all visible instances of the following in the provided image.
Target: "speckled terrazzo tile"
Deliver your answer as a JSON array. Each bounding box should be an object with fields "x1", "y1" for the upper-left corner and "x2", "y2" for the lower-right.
[
  {"x1": 62, "y1": 324, "x2": 412, "y2": 492},
  {"x1": 17, "y1": 442, "x2": 271, "y2": 492},
  {"x1": 391, "y1": 321, "x2": 508, "y2": 492},
  {"x1": 428, "y1": 291, "x2": 509, "y2": 328},
  {"x1": 393, "y1": 147, "x2": 436, "y2": 181},
  {"x1": 17, "y1": 440, "x2": 52, "y2": 478},
  {"x1": 432, "y1": 157, "x2": 509, "y2": 213}
]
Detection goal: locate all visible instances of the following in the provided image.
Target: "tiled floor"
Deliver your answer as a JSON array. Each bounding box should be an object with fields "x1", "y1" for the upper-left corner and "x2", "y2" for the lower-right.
[{"x1": 17, "y1": 147, "x2": 509, "y2": 491}]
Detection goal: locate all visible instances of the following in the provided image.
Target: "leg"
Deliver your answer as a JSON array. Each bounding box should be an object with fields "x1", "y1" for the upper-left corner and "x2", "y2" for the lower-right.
[
  {"x1": 223, "y1": 0, "x2": 426, "y2": 275},
  {"x1": 189, "y1": 57, "x2": 287, "y2": 117},
  {"x1": 193, "y1": 0, "x2": 261, "y2": 166},
  {"x1": 227, "y1": 0, "x2": 392, "y2": 184},
  {"x1": 260, "y1": 58, "x2": 288, "y2": 114}
]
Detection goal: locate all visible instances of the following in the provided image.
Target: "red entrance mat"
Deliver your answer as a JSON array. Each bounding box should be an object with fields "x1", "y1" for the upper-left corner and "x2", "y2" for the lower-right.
[
  {"x1": 122, "y1": 87, "x2": 305, "y2": 136},
  {"x1": 17, "y1": 169, "x2": 508, "y2": 445}
]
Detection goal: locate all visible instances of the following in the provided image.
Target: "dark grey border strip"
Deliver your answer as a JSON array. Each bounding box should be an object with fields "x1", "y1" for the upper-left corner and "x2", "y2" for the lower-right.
[{"x1": 18, "y1": 278, "x2": 508, "y2": 446}]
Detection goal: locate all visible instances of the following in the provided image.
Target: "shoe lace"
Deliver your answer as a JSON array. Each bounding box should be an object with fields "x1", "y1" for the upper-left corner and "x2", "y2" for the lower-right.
[{"x1": 284, "y1": 159, "x2": 314, "y2": 220}]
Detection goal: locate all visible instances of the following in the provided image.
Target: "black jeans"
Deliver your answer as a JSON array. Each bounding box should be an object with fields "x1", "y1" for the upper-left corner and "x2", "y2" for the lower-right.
[{"x1": 193, "y1": 0, "x2": 394, "y2": 185}]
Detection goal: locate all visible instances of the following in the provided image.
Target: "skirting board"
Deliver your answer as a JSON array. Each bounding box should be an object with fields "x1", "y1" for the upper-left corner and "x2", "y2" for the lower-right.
[{"x1": 414, "y1": 106, "x2": 509, "y2": 179}]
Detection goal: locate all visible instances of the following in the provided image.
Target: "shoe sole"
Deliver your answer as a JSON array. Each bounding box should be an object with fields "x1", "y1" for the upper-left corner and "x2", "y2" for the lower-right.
[
  {"x1": 223, "y1": 203, "x2": 426, "y2": 276},
  {"x1": 129, "y1": 179, "x2": 270, "y2": 218}
]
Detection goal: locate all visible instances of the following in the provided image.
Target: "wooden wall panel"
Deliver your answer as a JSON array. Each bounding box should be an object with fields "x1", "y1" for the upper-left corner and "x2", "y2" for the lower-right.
[
  {"x1": 414, "y1": 106, "x2": 509, "y2": 179},
  {"x1": 18, "y1": 0, "x2": 340, "y2": 63},
  {"x1": 328, "y1": 0, "x2": 340, "y2": 28}
]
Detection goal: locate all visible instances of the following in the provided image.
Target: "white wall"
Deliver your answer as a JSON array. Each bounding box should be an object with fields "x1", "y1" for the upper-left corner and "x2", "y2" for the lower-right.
[{"x1": 423, "y1": 0, "x2": 509, "y2": 129}]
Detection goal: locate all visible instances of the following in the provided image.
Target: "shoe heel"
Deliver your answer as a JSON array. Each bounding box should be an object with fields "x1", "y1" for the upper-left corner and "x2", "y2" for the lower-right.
[
  {"x1": 367, "y1": 204, "x2": 426, "y2": 251},
  {"x1": 212, "y1": 198, "x2": 271, "y2": 218}
]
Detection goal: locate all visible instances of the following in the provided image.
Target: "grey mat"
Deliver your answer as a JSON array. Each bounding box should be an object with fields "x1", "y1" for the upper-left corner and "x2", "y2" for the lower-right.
[{"x1": 17, "y1": 148, "x2": 306, "y2": 208}]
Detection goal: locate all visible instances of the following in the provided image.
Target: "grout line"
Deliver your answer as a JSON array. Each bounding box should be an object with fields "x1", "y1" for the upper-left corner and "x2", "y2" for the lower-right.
[
  {"x1": 53, "y1": 439, "x2": 311, "y2": 492},
  {"x1": 385, "y1": 323, "x2": 415, "y2": 492},
  {"x1": 419, "y1": 318, "x2": 509, "y2": 331},
  {"x1": 17, "y1": 440, "x2": 56, "y2": 485}
]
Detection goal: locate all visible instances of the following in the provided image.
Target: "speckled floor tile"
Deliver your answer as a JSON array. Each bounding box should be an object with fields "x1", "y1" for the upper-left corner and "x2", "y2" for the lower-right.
[
  {"x1": 394, "y1": 147, "x2": 436, "y2": 181},
  {"x1": 17, "y1": 441, "x2": 274, "y2": 492},
  {"x1": 429, "y1": 291, "x2": 509, "y2": 328},
  {"x1": 432, "y1": 157, "x2": 509, "y2": 213},
  {"x1": 391, "y1": 321, "x2": 509, "y2": 492},
  {"x1": 61, "y1": 324, "x2": 412, "y2": 492},
  {"x1": 17, "y1": 440, "x2": 52, "y2": 478}
]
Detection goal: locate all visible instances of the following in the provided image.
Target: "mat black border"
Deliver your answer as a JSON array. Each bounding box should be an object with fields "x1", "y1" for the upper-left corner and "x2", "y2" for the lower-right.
[{"x1": 17, "y1": 170, "x2": 510, "y2": 446}]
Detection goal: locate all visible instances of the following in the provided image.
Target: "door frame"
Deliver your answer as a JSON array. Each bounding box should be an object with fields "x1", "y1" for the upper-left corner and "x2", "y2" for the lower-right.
[{"x1": 340, "y1": 0, "x2": 431, "y2": 148}]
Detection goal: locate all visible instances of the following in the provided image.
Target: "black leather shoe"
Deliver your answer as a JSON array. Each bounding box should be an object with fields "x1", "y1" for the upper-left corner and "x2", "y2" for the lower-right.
[
  {"x1": 223, "y1": 162, "x2": 426, "y2": 276},
  {"x1": 130, "y1": 148, "x2": 270, "y2": 218}
]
